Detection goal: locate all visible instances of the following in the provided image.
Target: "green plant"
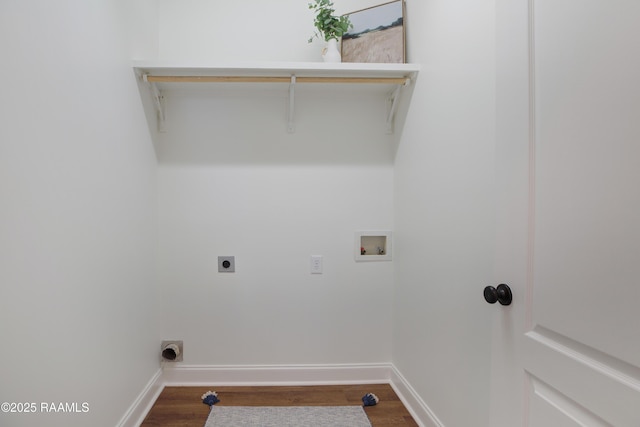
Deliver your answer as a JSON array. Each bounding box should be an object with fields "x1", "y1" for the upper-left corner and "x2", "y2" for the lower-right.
[{"x1": 308, "y1": 0, "x2": 352, "y2": 43}]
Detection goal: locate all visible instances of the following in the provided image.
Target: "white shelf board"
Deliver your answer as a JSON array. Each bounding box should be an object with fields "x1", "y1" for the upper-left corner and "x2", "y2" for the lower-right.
[
  {"x1": 133, "y1": 60, "x2": 420, "y2": 79},
  {"x1": 132, "y1": 60, "x2": 420, "y2": 134}
]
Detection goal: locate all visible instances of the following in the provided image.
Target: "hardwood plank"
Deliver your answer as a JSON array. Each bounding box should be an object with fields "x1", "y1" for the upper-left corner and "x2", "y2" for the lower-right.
[{"x1": 140, "y1": 384, "x2": 418, "y2": 427}]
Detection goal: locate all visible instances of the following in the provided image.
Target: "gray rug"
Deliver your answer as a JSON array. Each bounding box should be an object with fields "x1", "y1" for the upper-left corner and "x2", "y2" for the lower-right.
[{"x1": 204, "y1": 406, "x2": 372, "y2": 427}]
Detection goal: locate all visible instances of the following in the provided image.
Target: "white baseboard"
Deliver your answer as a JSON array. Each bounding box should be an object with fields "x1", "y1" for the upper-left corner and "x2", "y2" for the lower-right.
[
  {"x1": 389, "y1": 366, "x2": 444, "y2": 427},
  {"x1": 116, "y1": 368, "x2": 164, "y2": 427},
  {"x1": 161, "y1": 362, "x2": 393, "y2": 386},
  {"x1": 120, "y1": 363, "x2": 443, "y2": 427}
]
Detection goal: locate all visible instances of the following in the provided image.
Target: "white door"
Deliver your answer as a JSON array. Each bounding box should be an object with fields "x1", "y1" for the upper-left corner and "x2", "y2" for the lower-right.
[{"x1": 491, "y1": 1, "x2": 640, "y2": 426}]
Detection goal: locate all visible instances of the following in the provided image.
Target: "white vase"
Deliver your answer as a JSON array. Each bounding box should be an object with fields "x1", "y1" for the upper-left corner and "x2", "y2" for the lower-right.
[{"x1": 322, "y1": 38, "x2": 341, "y2": 63}]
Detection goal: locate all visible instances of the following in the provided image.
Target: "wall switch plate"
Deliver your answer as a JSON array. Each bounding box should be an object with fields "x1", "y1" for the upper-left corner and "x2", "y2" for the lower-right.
[
  {"x1": 218, "y1": 256, "x2": 235, "y2": 272},
  {"x1": 310, "y1": 255, "x2": 323, "y2": 274}
]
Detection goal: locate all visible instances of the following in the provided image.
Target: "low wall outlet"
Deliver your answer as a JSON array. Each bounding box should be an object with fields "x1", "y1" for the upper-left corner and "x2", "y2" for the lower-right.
[{"x1": 218, "y1": 256, "x2": 235, "y2": 272}]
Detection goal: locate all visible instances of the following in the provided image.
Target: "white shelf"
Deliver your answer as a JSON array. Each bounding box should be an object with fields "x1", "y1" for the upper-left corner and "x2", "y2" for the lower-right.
[{"x1": 133, "y1": 61, "x2": 420, "y2": 134}]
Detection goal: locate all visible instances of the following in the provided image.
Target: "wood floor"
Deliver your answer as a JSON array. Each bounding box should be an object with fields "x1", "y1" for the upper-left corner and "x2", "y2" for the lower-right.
[{"x1": 140, "y1": 384, "x2": 418, "y2": 426}]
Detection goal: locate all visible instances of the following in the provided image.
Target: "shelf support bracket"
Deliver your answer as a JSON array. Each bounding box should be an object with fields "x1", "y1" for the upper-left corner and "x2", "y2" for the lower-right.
[
  {"x1": 143, "y1": 74, "x2": 166, "y2": 132},
  {"x1": 386, "y1": 78, "x2": 410, "y2": 134},
  {"x1": 288, "y1": 75, "x2": 296, "y2": 133}
]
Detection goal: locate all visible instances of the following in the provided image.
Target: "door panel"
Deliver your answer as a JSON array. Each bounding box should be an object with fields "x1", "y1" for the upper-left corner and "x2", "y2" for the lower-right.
[
  {"x1": 525, "y1": 327, "x2": 640, "y2": 426},
  {"x1": 532, "y1": 0, "x2": 640, "y2": 370},
  {"x1": 494, "y1": 0, "x2": 640, "y2": 425},
  {"x1": 529, "y1": 376, "x2": 612, "y2": 427}
]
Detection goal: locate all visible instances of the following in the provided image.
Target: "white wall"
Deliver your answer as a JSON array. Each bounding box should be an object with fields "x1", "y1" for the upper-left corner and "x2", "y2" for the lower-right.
[
  {"x1": 153, "y1": 0, "x2": 398, "y2": 368},
  {"x1": 156, "y1": 0, "x2": 385, "y2": 62},
  {"x1": 393, "y1": 1, "x2": 496, "y2": 426},
  {"x1": 159, "y1": 164, "x2": 394, "y2": 364},
  {"x1": 0, "y1": 2, "x2": 159, "y2": 426},
  {"x1": 150, "y1": 0, "x2": 399, "y2": 367}
]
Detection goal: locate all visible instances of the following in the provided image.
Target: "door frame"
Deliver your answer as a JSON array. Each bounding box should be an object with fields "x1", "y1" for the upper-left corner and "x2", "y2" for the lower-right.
[{"x1": 491, "y1": 0, "x2": 535, "y2": 425}]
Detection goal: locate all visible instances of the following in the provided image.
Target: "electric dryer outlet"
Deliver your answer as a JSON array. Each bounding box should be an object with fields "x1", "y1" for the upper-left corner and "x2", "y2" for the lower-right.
[{"x1": 218, "y1": 256, "x2": 235, "y2": 272}]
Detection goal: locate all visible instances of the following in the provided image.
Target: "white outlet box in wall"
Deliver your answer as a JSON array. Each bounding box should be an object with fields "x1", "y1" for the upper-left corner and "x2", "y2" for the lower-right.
[{"x1": 355, "y1": 231, "x2": 392, "y2": 261}]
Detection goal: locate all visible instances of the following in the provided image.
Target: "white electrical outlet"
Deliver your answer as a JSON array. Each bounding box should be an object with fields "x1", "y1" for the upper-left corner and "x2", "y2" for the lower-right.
[{"x1": 310, "y1": 255, "x2": 323, "y2": 274}]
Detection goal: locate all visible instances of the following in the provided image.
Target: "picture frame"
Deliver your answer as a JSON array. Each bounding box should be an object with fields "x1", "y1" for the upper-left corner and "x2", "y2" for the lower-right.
[{"x1": 341, "y1": 0, "x2": 406, "y2": 63}]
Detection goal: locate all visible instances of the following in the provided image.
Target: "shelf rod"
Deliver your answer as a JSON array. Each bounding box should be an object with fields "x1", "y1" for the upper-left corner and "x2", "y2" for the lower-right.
[{"x1": 144, "y1": 75, "x2": 411, "y2": 85}]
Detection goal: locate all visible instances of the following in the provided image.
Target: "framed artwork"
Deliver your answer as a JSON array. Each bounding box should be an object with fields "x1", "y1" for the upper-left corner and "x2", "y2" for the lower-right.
[{"x1": 341, "y1": 0, "x2": 406, "y2": 63}]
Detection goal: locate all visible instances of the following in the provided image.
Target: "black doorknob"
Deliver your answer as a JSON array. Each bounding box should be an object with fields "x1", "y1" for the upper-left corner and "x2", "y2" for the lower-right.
[{"x1": 483, "y1": 284, "x2": 512, "y2": 306}]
